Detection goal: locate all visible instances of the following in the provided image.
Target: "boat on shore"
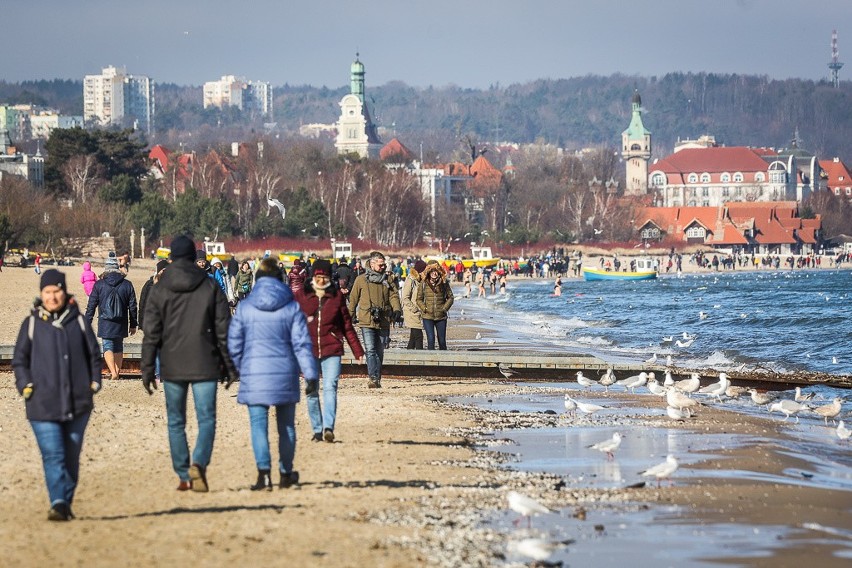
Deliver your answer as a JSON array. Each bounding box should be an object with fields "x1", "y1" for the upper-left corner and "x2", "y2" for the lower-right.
[
  {"x1": 427, "y1": 246, "x2": 501, "y2": 269},
  {"x1": 582, "y1": 258, "x2": 657, "y2": 281}
]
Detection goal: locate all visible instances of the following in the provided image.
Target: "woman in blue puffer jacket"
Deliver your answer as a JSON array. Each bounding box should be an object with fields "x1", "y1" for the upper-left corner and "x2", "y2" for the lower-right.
[{"x1": 228, "y1": 258, "x2": 318, "y2": 491}]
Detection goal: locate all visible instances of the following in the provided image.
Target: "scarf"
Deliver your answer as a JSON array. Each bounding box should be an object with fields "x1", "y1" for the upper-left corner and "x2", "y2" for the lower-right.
[{"x1": 365, "y1": 268, "x2": 387, "y2": 285}]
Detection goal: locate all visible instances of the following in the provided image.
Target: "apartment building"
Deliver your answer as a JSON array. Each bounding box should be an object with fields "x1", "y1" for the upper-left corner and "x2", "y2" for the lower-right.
[
  {"x1": 83, "y1": 66, "x2": 154, "y2": 134},
  {"x1": 203, "y1": 75, "x2": 273, "y2": 118}
]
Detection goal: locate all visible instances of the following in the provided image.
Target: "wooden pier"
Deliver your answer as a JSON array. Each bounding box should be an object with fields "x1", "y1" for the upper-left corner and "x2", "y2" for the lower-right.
[{"x1": 1, "y1": 343, "x2": 849, "y2": 390}]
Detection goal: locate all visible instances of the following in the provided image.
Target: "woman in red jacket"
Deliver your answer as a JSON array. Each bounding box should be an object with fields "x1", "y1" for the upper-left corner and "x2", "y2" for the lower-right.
[{"x1": 294, "y1": 260, "x2": 365, "y2": 442}]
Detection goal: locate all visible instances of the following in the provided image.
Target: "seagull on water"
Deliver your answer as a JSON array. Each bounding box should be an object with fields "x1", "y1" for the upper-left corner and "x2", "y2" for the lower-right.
[
  {"x1": 832, "y1": 356, "x2": 838, "y2": 364},
  {"x1": 675, "y1": 338, "x2": 695, "y2": 348},
  {"x1": 837, "y1": 420, "x2": 851, "y2": 442},
  {"x1": 498, "y1": 363, "x2": 518, "y2": 379},
  {"x1": 576, "y1": 371, "x2": 596, "y2": 388},
  {"x1": 794, "y1": 387, "x2": 815, "y2": 402},
  {"x1": 266, "y1": 197, "x2": 286, "y2": 219},
  {"x1": 661, "y1": 336, "x2": 674, "y2": 344},
  {"x1": 769, "y1": 399, "x2": 806, "y2": 422},
  {"x1": 812, "y1": 398, "x2": 843, "y2": 425},
  {"x1": 566, "y1": 396, "x2": 606, "y2": 415},
  {"x1": 640, "y1": 455, "x2": 679, "y2": 487},
  {"x1": 682, "y1": 332, "x2": 696, "y2": 340},
  {"x1": 699, "y1": 311, "x2": 708, "y2": 320},
  {"x1": 507, "y1": 491, "x2": 552, "y2": 527},
  {"x1": 588, "y1": 432, "x2": 623, "y2": 459}
]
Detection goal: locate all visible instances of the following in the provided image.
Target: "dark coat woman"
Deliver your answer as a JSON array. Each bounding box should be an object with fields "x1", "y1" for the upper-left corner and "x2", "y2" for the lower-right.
[{"x1": 416, "y1": 262, "x2": 454, "y2": 350}]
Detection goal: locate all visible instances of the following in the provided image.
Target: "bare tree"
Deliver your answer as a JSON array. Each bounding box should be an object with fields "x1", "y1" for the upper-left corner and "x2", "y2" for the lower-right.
[{"x1": 62, "y1": 155, "x2": 102, "y2": 204}]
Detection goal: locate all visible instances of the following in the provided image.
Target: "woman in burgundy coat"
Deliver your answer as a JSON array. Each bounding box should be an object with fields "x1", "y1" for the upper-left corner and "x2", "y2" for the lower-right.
[{"x1": 294, "y1": 259, "x2": 365, "y2": 442}]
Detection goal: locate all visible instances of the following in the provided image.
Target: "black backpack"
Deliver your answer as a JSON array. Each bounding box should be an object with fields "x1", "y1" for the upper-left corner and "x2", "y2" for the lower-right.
[{"x1": 99, "y1": 285, "x2": 125, "y2": 322}]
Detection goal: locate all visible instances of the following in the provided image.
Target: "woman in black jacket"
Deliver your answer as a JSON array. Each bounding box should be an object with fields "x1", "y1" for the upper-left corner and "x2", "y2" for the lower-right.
[{"x1": 12, "y1": 270, "x2": 102, "y2": 521}]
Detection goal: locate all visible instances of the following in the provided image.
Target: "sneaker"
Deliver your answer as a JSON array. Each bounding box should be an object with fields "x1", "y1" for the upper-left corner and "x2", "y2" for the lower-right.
[
  {"x1": 189, "y1": 463, "x2": 208, "y2": 493},
  {"x1": 323, "y1": 428, "x2": 335, "y2": 443},
  {"x1": 177, "y1": 480, "x2": 192, "y2": 491},
  {"x1": 311, "y1": 432, "x2": 323, "y2": 442},
  {"x1": 47, "y1": 502, "x2": 71, "y2": 521},
  {"x1": 279, "y1": 471, "x2": 300, "y2": 489}
]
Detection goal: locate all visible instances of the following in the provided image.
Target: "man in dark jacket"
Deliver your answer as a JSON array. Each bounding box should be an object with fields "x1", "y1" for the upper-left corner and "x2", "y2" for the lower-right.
[
  {"x1": 141, "y1": 236, "x2": 237, "y2": 492},
  {"x1": 84, "y1": 254, "x2": 138, "y2": 380},
  {"x1": 12, "y1": 269, "x2": 102, "y2": 521}
]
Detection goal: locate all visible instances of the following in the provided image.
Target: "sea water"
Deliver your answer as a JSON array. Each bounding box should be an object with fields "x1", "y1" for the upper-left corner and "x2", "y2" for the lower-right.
[{"x1": 460, "y1": 269, "x2": 852, "y2": 375}]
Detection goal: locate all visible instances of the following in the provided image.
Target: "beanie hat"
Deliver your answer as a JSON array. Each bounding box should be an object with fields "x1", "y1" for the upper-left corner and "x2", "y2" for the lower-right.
[
  {"x1": 413, "y1": 260, "x2": 427, "y2": 274},
  {"x1": 105, "y1": 256, "x2": 120, "y2": 271},
  {"x1": 169, "y1": 236, "x2": 196, "y2": 261},
  {"x1": 311, "y1": 259, "x2": 332, "y2": 276},
  {"x1": 255, "y1": 257, "x2": 283, "y2": 281},
  {"x1": 210, "y1": 257, "x2": 223, "y2": 267},
  {"x1": 196, "y1": 249, "x2": 207, "y2": 261},
  {"x1": 155, "y1": 260, "x2": 168, "y2": 273},
  {"x1": 40, "y1": 269, "x2": 66, "y2": 290}
]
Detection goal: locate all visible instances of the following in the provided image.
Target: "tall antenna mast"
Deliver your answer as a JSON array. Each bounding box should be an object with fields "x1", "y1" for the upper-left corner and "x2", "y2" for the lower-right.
[{"x1": 829, "y1": 29, "x2": 844, "y2": 88}]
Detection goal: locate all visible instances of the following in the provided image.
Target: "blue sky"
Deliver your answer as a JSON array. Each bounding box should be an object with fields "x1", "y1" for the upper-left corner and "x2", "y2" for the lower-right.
[{"x1": 9, "y1": 0, "x2": 852, "y2": 88}]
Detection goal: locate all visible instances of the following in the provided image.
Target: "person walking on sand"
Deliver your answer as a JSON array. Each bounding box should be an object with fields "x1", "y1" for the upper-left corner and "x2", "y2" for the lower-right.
[
  {"x1": 417, "y1": 262, "x2": 454, "y2": 351},
  {"x1": 348, "y1": 251, "x2": 402, "y2": 389},
  {"x1": 141, "y1": 236, "x2": 238, "y2": 492},
  {"x1": 33, "y1": 253, "x2": 42, "y2": 275},
  {"x1": 235, "y1": 260, "x2": 254, "y2": 301},
  {"x1": 402, "y1": 259, "x2": 427, "y2": 349},
  {"x1": 80, "y1": 261, "x2": 98, "y2": 297},
  {"x1": 294, "y1": 259, "x2": 364, "y2": 443},
  {"x1": 229, "y1": 258, "x2": 318, "y2": 490},
  {"x1": 84, "y1": 253, "x2": 137, "y2": 380},
  {"x1": 12, "y1": 269, "x2": 102, "y2": 521}
]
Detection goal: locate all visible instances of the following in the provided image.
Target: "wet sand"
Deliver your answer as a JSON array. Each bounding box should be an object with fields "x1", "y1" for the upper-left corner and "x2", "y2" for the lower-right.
[{"x1": 0, "y1": 263, "x2": 850, "y2": 566}]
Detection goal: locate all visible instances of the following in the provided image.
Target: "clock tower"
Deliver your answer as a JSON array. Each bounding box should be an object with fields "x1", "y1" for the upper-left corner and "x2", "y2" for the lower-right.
[
  {"x1": 621, "y1": 90, "x2": 651, "y2": 196},
  {"x1": 335, "y1": 54, "x2": 382, "y2": 159}
]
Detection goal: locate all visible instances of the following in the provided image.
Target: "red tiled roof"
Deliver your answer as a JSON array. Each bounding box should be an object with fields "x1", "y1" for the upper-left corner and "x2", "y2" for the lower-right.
[
  {"x1": 720, "y1": 224, "x2": 749, "y2": 245},
  {"x1": 798, "y1": 227, "x2": 817, "y2": 244},
  {"x1": 650, "y1": 147, "x2": 770, "y2": 174},
  {"x1": 380, "y1": 138, "x2": 415, "y2": 162},
  {"x1": 754, "y1": 219, "x2": 797, "y2": 244},
  {"x1": 819, "y1": 158, "x2": 852, "y2": 188},
  {"x1": 469, "y1": 155, "x2": 503, "y2": 196}
]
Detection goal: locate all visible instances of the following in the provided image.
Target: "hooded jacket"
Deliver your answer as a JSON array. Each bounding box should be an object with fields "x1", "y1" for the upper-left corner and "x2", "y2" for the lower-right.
[
  {"x1": 12, "y1": 297, "x2": 102, "y2": 422},
  {"x1": 294, "y1": 283, "x2": 365, "y2": 360},
  {"x1": 228, "y1": 277, "x2": 318, "y2": 406},
  {"x1": 141, "y1": 259, "x2": 237, "y2": 383},
  {"x1": 401, "y1": 268, "x2": 424, "y2": 329},
  {"x1": 84, "y1": 270, "x2": 138, "y2": 339},
  {"x1": 416, "y1": 264, "x2": 454, "y2": 321},
  {"x1": 80, "y1": 261, "x2": 98, "y2": 296},
  {"x1": 348, "y1": 269, "x2": 402, "y2": 329}
]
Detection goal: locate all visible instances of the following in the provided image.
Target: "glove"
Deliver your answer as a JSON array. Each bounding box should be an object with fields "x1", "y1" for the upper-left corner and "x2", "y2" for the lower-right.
[
  {"x1": 392, "y1": 310, "x2": 402, "y2": 322},
  {"x1": 305, "y1": 379, "x2": 319, "y2": 396},
  {"x1": 224, "y1": 373, "x2": 237, "y2": 390},
  {"x1": 22, "y1": 383, "x2": 33, "y2": 400},
  {"x1": 142, "y1": 376, "x2": 157, "y2": 395}
]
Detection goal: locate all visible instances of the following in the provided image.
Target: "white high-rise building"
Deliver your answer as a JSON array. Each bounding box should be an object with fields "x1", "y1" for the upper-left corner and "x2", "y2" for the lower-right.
[
  {"x1": 83, "y1": 66, "x2": 154, "y2": 134},
  {"x1": 203, "y1": 76, "x2": 273, "y2": 118}
]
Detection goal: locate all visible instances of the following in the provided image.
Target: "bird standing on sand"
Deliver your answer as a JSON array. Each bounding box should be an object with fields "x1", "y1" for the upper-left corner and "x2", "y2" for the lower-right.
[
  {"x1": 666, "y1": 405, "x2": 690, "y2": 421},
  {"x1": 812, "y1": 398, "x2": 843, "y2": 425},
  {"x1": 698, "y1": 372, "x2": 729, "y2": 401},
  {"x1": 674, "y1": 373, "x2": 701, "y2": 396},
  {"x1": 640, "y1": 455, "x2": 679, "y2": 487},
  {"x1": 616, "y1": 372, "x2": 648, "y2": 393},
  {"x1": 647, "y1": 378, "x2": 667, "y2": 396},
  {"x1": 645, "y1": 353, "x2": 658, "y2": 365},
  {"x1": 667, "y1": 388, "x2": 700, "y2": 416},
  {"x1": 599, "y1": 368, "x2": 616, "y2": 392},
  {"x1": 507, "y1": 491, "x2": 552, "y2": 527},
  {"x1": 498, "y1": 363, "x2": 518, "y2": 379},
  {"x1": 837, "y1": 420, "x2": 851, "y2": 442},
  {"x1": 748, "y1": 388, "x2": 776, "y2": 407},
  {"x1": 576, "y1": 371, "x2": 596, "y2": 388},
  {"x1": 563, "y1": 394, "x2": 577, "y2": 417},
  {"x1": 663, "y1": 370, "x2": 675, "y2": 387},
  {"x1": 566, "y1": 396, "x2": 605, "y2": 415},
  {"x1": 588, "y1": 432, "x2": 623, "y2": 459},
  {"x1": 769, "y1": 399, "x2": 806, "y2": 422}
]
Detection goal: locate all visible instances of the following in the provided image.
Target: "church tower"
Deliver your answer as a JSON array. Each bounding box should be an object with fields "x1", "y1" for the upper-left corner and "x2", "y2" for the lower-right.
[
  {"x1": 335, "y1": 54, "x2": 382, "y2": 159},
  {"x1": 621, "y1": 90, "x2": 651, "y2": 196}
]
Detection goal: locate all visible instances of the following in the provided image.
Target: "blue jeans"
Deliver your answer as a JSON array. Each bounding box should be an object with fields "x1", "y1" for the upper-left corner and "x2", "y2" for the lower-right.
[
  {"x1": 102, "y1": 337, "x2": 124, "y2": 353},
  {"x1": 248, "y1": 404, "x2": 296, "y2": 473},
  {"x1": 306, "y1": 356, "x2": 342, "y2": 433},
  {"x1": 361, "y1": 328, "x2": 388, "y2": 382},
  {"x1": 422, "y1": 319, "x2": 448, "y2": 350},
  {"x1": 30, "y1": 412, "x2": 90, "y2": 507},
  {"x1": 163, "y1": 380, "x2": 217, "y2": 481}
]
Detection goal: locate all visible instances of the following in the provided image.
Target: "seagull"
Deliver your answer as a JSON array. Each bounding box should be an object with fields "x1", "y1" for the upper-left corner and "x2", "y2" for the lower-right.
[
  {"x1": 640, "y1": 455, "x2": 679, "y2": 487},
  {"x1": 748, "y1": 388, "x2": 776, "y2": 407},
  {"x1": 563, "y1": 394, "x2": 577, "y2": 417},
  {"x1": 588, "y1": 432, "x2": 623, "y2": 459},
  {"x1": 665, "y1": 354, "x2": 673, "y2": 368},
  {"x1": 675, "y1": 338, "x2": 695, "y2": 348},
  {"x1": 487, "y1": 339, "x2": 496, "y2": 345},
  {"x1": 266, "y1": 197, "x2": 286, "y2": 219},
  {"x1": 837, "y1": 420, "x2": 851, "y2": 442},
  {"x1": 507, "y1": 538, "x2": 568, "y2": 562},
  {"x1": 599, "y1": 368, "x2": 616, "y2": 392},
  {"x1": 812, "y1": 398, "x2": 843, "y2": 425},
  {"x1": 475, "y1": 332, "x2": 482, "y2": 340},
  {"x1": 661, "y1": 336, "x2": 674, "y2": 344},
  {"x1": 698, "y1": 372, "x2": 729, "y2": 401},
  {"x1": 699, "y1": 311, "x2": 708, "y2": 320},
  {"x1": 647, "y1": 378, "x2": 667, "y2": 396},
  {"x1": 674, "y1": 373, "x2": 701, "y2": 396},
  {"x1": 794, "y1": 387, "x2": 815, "y2": 402},
  {"x1": 667, "y1": 388, "x2": 700, "y2": 416},
  {"x1": 666, "y1": 405, "x2": 690, "y2": 421},
  {"x1": 663, "y1": 370, "x2": 675, "y2": 387},
  {"x1": 725, "y1": 385, "x2": 748, "y2": 399},
  {"x1": 832, "y1": 356, "x2": 839, "y2": 364},
  {"x1": 769, "y1": 399, "x2": 806, "y2": 422},
  {"x1": 682, "y1": 332, "x2": 696, "y2": 340},
  {"x1": 498, "y1": 363, "x2": 518, "y2": 379},
  {"x1": 616, "y1": 372, "x2": 648, "y2": 393},
  {"x1": 645, "y1": 353, "x2": 658, "y2": 365},
  {"x1": 507, "y1": 491, "x2": 552, "y2": 527},
  {"x1": 576, "y1": 371, "x2": 596, "y2": 388},
  {"x1": 566, "y1": 396, "x2": 605, "y2": 415},
  {"x1": 593, "y1": 228, "x2": 603, "y2": 235}
]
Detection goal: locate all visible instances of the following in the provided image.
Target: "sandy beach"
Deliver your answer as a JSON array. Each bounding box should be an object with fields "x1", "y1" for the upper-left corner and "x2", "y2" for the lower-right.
[{"x1": 0, "y1": 262, "x2": 850, "y2": 567}]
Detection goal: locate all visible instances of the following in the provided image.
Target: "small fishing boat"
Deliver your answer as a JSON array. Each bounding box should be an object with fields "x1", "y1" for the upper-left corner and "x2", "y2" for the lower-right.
[
  {"x1": 582, "y1": 258, "x2": 657, "y2": 281},
  {"x1": 427, "y1": 246, "x2": 501, "y2": 269}
]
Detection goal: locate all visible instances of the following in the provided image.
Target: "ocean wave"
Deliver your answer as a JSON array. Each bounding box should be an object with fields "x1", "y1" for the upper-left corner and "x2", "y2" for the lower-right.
[{"x1": 573, "y1": 335, "x2": 613, "y2": 347}]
